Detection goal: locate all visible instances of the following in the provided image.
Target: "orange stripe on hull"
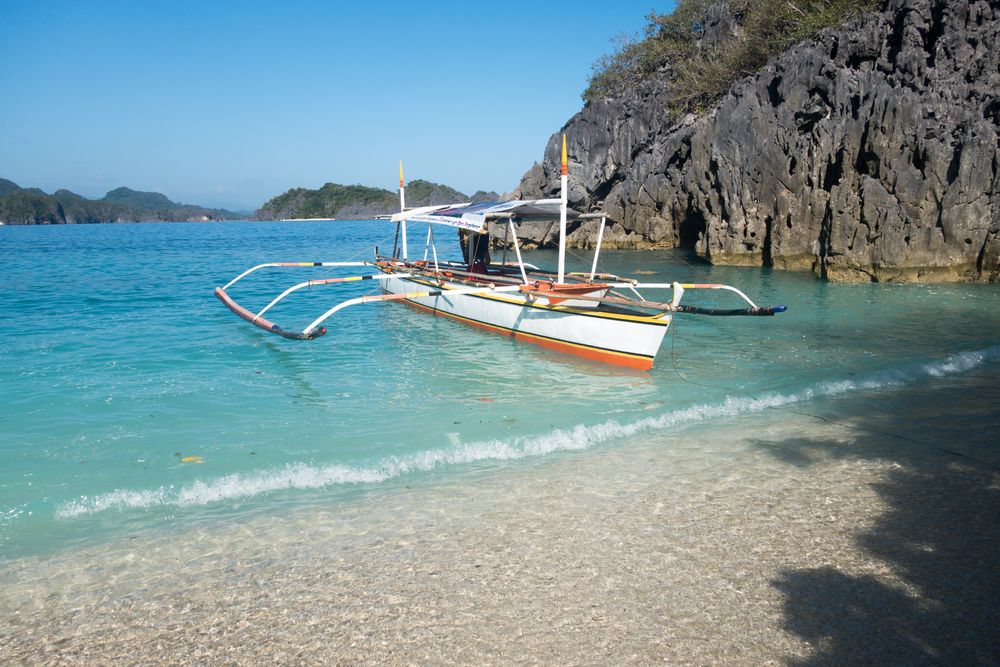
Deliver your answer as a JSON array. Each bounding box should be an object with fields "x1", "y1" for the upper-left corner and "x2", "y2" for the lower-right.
[{"x1": 402, "y1": 298, "x2": 655, "y2": 371}]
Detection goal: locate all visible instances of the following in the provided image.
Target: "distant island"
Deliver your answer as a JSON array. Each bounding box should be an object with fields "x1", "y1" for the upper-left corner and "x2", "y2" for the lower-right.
[
  {"x1": 0, "y1": 177, "x2": 501, "y2": 225},
  {"x1": 0, "y1": 179, "x2": 246, "y2": 225},
  {"x1": 254, "y1": 180, "x2": 500, "y2": 220}
]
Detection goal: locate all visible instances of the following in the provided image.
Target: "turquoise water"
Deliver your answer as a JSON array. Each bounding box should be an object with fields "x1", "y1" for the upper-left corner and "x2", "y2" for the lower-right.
[{"x1": 2, "y1": 220, "x2": 999, "y2": 560}]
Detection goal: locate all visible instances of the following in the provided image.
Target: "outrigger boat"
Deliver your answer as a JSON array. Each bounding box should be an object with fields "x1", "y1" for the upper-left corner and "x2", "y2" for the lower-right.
[{"x1": 216, "y1": 136, "x2": 785, "y2": 370}]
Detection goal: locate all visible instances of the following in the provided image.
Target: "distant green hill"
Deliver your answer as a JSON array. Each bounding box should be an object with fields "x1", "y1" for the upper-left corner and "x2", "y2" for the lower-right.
[
  {"x1": 0, "y1": 180, "x2": 244, "y2": 225},
  {"x1": 0, "y1": 178, "x2": 21, "y2": 196},
  {"x1": 259, "y1": 183, "x2": 396, "y2": 220},
  {"x1": 102, "y1": 187, "x2": 177, "y2": 211},
  {"x1": 256, "y1": 179, "x2": 500, "y2": 220}
]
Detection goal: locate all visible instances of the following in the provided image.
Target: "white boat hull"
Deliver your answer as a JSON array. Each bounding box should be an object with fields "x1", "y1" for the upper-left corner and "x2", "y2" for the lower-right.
[{"x1": 380, "y1": 274, "x2": 670, "y2": 370}]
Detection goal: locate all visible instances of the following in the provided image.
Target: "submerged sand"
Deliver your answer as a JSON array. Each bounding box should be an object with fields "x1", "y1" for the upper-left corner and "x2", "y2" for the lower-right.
[{"x1": 1, "y1": 379, "x2": 998, "y2": 665}]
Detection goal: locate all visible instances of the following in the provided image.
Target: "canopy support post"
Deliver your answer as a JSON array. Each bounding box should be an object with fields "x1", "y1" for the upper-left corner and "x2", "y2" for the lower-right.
[
  {"x1": 399, "y1": 161, "x2": 408, "y2": 259},
  {"x1": 502, "y1": 220, "x2": 510, "y2": 268},
  {"x1": 509, "y1": 220, "x2": 529, "y2": 285},
  {"x1": 589, "y1": 216, "x2": 606, "y2": 281},
  {"x1": 430, "y1": 225, "x2": 440, "y2": 274}
]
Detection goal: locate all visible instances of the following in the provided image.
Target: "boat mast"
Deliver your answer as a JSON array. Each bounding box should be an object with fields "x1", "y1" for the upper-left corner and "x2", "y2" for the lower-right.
[
  {"x1": 557, "y1": 133, "x2": 568, "y2": 284},
  {"x1": 399, "y1": 160, "x2": 408, "y2": 259}
]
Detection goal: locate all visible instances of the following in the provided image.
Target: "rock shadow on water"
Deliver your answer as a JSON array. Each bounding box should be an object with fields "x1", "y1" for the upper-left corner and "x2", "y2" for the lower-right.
[{"x1": 753, "y1": 393, "x2": 1000, "y2": 665}]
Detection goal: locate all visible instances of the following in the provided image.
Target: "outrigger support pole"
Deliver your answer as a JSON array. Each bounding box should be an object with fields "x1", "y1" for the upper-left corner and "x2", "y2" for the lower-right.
[
  {"x1": 301, "y1": 283, "x2": 527, "y2": 336},
  {"x1": 637, "y1": 282, "x2": 761, "y2": 307},
  {"x1": 521, "y1": 282, "x2": 787, "y2": 317},
  {"x1": 222, "y1": 261, "x2": 371, "y2": 290},
  {"x1": 253, "y1": 273, "x2": 412, "y2": 322}
]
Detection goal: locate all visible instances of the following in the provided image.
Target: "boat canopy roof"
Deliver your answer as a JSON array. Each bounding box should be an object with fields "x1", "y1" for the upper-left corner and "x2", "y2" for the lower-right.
[{"x1": 389, "y1": 199, "x2": 597, "y2": 233}]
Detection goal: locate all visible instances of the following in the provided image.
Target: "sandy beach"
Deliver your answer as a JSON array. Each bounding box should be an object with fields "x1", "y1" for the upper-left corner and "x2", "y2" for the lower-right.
[{"x1": 2, "y1": 373, "x2": 998, "y2": 665}]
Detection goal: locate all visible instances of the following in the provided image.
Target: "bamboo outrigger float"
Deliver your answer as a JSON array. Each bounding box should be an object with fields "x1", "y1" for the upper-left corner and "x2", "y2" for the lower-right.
[{"x1": 216, "y1": 136, "x2": 786, "y2": 370}]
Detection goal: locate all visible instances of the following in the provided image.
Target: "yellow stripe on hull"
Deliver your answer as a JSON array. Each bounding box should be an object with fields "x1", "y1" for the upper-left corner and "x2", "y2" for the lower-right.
[{"x1": 402, "y1": 298, "x2": 656, "y2": 370}]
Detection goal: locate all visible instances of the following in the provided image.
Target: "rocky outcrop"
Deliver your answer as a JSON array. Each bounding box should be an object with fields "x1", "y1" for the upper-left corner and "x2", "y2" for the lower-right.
[{"x1": 515, "y1": 0, "x2": 1000, "y2": 282}]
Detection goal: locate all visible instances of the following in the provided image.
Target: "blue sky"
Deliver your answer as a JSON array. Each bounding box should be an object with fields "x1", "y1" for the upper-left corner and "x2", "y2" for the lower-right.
[{"x1": 1, "y1": 1, "x2": 674, "y2": 210}]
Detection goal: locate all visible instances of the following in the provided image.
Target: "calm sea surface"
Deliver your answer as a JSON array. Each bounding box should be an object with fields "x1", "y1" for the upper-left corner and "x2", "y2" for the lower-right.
[{"x1": 2, "y1": 220, "x2": 999, "y2": 560}]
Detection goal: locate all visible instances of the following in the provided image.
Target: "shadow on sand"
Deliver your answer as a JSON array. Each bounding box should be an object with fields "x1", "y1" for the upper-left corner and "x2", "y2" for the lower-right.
[{"x1": 754, "y1": 375, "x2": 1000, "y2": 664}]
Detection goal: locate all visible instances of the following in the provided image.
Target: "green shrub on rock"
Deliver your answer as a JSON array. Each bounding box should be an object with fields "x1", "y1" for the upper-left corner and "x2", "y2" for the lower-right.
[{"x1": 585, "y1": 0, "x2": 878, "y2": 112}]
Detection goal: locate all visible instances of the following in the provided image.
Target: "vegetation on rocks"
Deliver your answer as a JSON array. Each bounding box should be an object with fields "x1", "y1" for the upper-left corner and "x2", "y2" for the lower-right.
[{"x1": 585, "y1": 0, "x2": 878, "y2": 111}]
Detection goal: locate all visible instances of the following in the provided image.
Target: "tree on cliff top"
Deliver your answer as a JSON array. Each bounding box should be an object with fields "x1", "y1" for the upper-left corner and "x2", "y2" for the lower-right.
[{"x1": 585, "y1": 0, "x2": 878, "y2": 111}]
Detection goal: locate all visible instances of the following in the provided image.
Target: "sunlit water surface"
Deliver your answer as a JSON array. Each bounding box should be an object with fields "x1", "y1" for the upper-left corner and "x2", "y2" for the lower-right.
[{"x1": 2, "y1": 220, "x2": 998, "y2": 560}]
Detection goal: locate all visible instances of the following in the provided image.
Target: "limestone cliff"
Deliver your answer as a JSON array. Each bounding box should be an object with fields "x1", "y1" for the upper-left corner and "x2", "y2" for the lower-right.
[{"x1": 514, "y1": 0, "x2": 1000, "y2": 282}]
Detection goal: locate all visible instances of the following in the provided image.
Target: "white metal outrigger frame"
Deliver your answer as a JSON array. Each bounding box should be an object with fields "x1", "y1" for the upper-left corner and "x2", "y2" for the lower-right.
[{"x1": 215, "y1": 248, "x2": 776, "y2": 342}]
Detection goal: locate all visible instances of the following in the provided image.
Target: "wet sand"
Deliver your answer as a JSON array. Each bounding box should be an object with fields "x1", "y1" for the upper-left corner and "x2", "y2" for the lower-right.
[{"x1": 2, "y1": 378, "x2": 998, "y2": 665}]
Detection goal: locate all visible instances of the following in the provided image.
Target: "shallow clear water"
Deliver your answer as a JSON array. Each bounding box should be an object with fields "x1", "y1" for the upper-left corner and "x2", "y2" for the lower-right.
[{"x1": 2, "y1": 220, "x2": 999, "y2": 560}]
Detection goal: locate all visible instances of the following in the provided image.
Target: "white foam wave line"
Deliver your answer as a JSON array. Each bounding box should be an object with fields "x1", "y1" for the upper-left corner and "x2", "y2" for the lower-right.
[{"x1": 55, "y1": 345, "x2": 1000, "y2": 519}]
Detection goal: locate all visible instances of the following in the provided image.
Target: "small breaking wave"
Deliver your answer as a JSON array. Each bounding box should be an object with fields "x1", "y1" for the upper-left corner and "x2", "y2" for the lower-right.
[{"x1": 56, "y1": 346, "x2": 1000, "y2": 519}]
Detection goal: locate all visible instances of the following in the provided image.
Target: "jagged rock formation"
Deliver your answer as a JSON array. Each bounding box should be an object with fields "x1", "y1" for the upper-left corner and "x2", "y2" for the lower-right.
[{"x1": 515, "y1": 0, "x2": 1000, "y2": 282}]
